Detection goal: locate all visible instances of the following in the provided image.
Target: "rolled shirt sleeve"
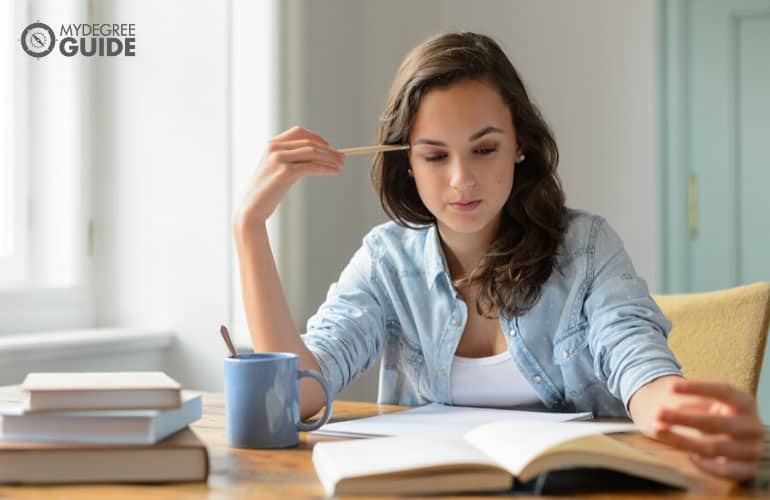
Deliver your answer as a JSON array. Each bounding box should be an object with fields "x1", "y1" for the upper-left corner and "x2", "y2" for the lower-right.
[
  {"x1": 301, "y1": 236, "x2": 387, "y2": 396},
  {"x1": 584, "y1": 218, "x2": 683, "y2": 415}
]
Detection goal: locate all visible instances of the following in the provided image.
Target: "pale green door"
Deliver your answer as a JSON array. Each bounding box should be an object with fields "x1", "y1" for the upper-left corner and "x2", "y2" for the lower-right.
[{"x1": 662, "y1": 0, "x2": 770, "y2": 421}]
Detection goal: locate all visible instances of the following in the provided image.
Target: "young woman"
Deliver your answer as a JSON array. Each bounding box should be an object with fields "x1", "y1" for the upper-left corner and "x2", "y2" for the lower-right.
[{"x1": 233, "y1": 32, "x2": 764, "y2": 480}]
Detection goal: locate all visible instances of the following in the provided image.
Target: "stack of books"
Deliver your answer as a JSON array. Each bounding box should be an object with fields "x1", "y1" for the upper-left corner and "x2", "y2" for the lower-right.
[{"x1": 0, "y1": 371, "x2": 209, "y2": 484}]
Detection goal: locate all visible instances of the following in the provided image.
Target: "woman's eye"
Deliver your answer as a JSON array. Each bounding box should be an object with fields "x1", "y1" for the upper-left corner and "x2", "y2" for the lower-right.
[
  {"x1": 422, "y1": 147, "x2": 497, "y2": 163},
  {"x1": 423, "y1": 154, "x2": 446, "y2": 162}
]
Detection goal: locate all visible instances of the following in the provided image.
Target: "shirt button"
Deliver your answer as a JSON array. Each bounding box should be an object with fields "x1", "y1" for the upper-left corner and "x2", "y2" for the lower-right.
[
  {"x1": 533, "y1": 375, "x2": 541, "y2": 384},
  {"x1": 509, "y1": 327, "x2": 517, "y2": 337},
  {"x1": 439, "y1": 367, "x2": 446, "y2": 375},
  {"x1": 561, "y1": 349, "x2": 569, "y2": 358},
  {"x1": 453, "y1": 318, "x2": 461, "y2": 327}
]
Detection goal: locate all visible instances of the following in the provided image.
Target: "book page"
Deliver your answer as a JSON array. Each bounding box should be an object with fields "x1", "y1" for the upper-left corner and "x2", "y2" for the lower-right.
[
  {"x1": 463, "y1": 419, "x2": 638, "y2": 476},
  {"x1": 313, "y1": 434, "x2": 501, "y2": 483},
  {"x1": 0, "y1": 385, "x2": 24, "y2": 416},
  {"x1": 22, "y1": 372, "x2": 180, "y2": 391},
  {"x1": 313, "y1": 403, "x2": 592, "y2": 438}
]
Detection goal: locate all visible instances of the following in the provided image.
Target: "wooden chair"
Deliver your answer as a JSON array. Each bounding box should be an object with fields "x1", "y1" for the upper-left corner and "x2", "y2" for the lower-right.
[{"x1": 652, "y1": 282, "x2": 770, "y2": 396}]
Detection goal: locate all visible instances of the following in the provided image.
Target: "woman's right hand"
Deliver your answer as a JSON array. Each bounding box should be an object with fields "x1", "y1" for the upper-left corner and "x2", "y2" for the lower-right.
[{"x1": 233, "y1": 126, "x2": 345, "y2": 229}]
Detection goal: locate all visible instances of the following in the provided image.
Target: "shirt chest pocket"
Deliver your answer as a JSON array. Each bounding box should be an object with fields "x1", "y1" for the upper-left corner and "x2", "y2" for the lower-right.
[
  {"x1": 384, "y1": 323, "x2": 423, "y2": 364},
  {"x1": 383, "y1": 325, "x2": 428, "y2": 403},
  {"x1": 553, "y1": 321, "x2": 602, "y2": 396}
]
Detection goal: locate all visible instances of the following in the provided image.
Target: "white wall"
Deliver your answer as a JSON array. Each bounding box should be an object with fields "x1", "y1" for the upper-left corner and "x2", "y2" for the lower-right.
[
  {"x1": 286, "y1": 0, "x2": 660, "y2": 401},
  {"x1": 90, "y1": 0, "x2": 231, "y2": 391}
]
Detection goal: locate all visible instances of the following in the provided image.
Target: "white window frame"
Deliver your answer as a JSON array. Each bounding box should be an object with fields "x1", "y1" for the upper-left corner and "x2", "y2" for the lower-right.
[
  {"x1": 0, "y1": 0, "x2": 92, "y2": 334},
  {"x1": 229, "y1": 0, "x2": 280, "y2": 348}
]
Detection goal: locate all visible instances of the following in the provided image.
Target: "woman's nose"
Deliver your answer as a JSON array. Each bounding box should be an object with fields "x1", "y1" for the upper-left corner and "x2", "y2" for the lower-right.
[{"x1": 449, "y1": 160, "x2": 476, "y2": 191}]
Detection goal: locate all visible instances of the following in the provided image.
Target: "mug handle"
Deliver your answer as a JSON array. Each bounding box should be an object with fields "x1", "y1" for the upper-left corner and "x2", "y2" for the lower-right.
[{"x1": 296, "y1": 369, "x2": 334, "y2": 432}]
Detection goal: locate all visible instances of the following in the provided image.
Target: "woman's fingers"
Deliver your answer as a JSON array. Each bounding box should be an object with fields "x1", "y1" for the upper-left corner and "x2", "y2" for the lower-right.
[
  {"x1": 656, "y1": 428, "x2": 764, "y2": 462},
  {"x1": 689, "y1": 452, "x2": 759, "y2": 481},
  {"x1": 272, "y1": 125, "x2": 330, "y2": 146},
  {"x1": 650, "y1": 381, "x2": 765, "y2": 482},
  {"x1": 269, "y1": 139, "x2": 342, "y2": 157},
  {"x1": 657, "y1": 408, "x2": 765, "y2": 439},
  {"x1": 268, "y1": 145, "x2": 344, "y2": 174},
  {"x1": 663, "y1": 400, "x2": 714, "y2": 414},
  {"x1": 235, "y1": 126, "x2": 343, "y2": 225},
  {"x1": 671, "y1": 380, "x2": 756, "y2": 413},
  {"x1": 268, "y1": 138, "x2": 344, "y2": 165},
  {"x1": 266, "y1": 128, "x2": 347, "y2": 176},
  {"x1": 284, "y1": 160, "x2": 343, "y2": 177}
]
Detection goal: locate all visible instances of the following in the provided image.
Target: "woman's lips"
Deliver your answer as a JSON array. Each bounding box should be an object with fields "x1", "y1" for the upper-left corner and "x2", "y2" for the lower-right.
[{"x1": 449, "y1": 200, "x2": 481, "y2": 212}]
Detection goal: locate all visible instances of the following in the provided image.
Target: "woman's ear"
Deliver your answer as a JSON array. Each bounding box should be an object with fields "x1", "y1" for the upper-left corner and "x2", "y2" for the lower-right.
[
  {"x1": 515, "y1": 138, "x2": 527, "y2": 164},
  {"x1": 515, "y1": 144, "x2": 526, "y2": 163}
]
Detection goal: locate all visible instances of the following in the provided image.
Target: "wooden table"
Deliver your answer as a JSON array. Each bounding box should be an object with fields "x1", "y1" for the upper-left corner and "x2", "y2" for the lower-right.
[{"x1": 0, "y1": 392, "x2": 766, "y2": 499}]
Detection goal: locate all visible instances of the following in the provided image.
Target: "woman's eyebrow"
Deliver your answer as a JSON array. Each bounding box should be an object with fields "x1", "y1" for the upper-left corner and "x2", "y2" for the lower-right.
[{"x1": 412, "y1": 126, "x2": 504, "y2": 147}]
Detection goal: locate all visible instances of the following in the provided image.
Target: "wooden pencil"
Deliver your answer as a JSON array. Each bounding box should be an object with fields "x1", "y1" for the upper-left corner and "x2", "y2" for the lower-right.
[{"x1": 337, "y1": 144, "x2": 410, "y2": 155}]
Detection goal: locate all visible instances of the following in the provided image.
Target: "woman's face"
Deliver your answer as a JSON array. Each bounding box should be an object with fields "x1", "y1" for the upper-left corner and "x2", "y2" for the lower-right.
[{"x1": 408, "y1": 79, "x2": 522, "y2": 242}]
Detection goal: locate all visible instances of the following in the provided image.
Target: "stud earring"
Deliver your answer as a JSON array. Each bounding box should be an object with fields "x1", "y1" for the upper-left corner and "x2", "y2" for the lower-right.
[
  {"x1": 517, "y1": 154, "x2": 526, "y2": 163},
  {"x1": 407, "y1": 168, "x2": 414, "y2": 177}
]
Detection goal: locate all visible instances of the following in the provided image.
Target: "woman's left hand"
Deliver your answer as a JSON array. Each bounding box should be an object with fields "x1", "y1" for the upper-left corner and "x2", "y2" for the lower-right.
[{"x1": 653, "y1": 379, "x2": 765, "y2": 481}]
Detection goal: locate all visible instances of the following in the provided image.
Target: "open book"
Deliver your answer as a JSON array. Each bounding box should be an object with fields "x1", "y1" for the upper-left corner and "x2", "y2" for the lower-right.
[{"x1": 312, "y1": 419, "x2": 690, "y2": 496}]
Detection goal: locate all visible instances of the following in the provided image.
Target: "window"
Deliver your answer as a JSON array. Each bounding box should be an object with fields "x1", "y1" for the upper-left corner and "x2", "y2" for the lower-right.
[
  {"x1": 0, "y1": 0, "x2": 27, "y2": 287},
  {"x1": 0, "y1": 0, "x2": 91, "y2": 333}
]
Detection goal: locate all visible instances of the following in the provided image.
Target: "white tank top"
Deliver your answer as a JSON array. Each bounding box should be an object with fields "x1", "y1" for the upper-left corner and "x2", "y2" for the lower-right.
[{"x1": 450, "y1": 350, "x2": 541, "y2": 407}]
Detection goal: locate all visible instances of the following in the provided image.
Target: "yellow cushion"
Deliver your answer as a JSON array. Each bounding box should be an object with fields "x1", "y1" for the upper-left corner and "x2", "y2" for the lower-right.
[{"x1": 652, "y1": 282, "x2": 770, "y2": 396}]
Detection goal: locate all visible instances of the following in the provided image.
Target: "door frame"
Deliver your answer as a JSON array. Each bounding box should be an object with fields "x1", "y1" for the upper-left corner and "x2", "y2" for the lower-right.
[{"x1": 659, "y1": 0, "x2": 690, "y2": 294}]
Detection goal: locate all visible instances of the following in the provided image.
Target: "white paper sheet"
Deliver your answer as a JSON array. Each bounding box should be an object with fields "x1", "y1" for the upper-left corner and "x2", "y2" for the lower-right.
[{"x1": 312, "y1": 403, "x2": 597, "y2": 438}]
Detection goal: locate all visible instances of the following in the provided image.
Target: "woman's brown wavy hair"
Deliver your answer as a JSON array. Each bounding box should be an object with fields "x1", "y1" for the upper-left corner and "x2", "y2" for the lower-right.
[{"x1": 371, "y1": 31, "x2": 566, "y2": 318}]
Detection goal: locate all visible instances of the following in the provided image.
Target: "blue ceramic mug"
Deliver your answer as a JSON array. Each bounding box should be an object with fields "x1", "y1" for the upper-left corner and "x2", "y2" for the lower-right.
[{"x1": 224, "y1": 352, "x2": 333, "y2": 449}]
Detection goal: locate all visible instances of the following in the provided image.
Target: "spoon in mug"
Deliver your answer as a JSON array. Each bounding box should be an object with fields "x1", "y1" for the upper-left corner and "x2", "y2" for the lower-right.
[{"x1": 219, "y1": 325, "x2": 238, "y2": 358}]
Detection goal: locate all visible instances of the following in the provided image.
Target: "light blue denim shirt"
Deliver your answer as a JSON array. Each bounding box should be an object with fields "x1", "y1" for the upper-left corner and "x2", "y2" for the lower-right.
[{"x1": 302, "y1": 208, "x2": 682, "y2": 417}]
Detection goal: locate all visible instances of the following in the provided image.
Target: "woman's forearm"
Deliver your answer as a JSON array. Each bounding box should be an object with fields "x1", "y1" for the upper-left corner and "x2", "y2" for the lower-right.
[{"x1": 233, "y1": 219, "x2": 327, "y2": 419}]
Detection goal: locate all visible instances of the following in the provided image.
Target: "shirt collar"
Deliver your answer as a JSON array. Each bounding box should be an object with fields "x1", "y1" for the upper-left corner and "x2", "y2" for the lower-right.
[{"x1": 423, "y1": 223, "x2": 451, "y2": 290}]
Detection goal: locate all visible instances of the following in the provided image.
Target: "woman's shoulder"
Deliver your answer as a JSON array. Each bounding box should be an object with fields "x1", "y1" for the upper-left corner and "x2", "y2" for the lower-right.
[
  {"x1": 360, "y1": 220, "x2": 432, "y2": 262},
  {"x1": 560, "y1": 208, "x2": 620, "y2": 260}
]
